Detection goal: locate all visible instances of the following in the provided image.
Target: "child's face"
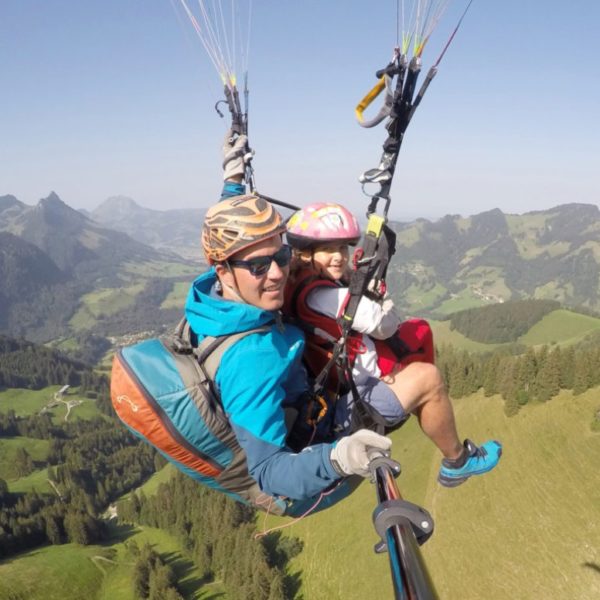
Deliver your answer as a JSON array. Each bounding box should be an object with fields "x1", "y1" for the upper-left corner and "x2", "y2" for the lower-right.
[{"x1": 311, "y1": 244, "x2": 350, "y2": 280}]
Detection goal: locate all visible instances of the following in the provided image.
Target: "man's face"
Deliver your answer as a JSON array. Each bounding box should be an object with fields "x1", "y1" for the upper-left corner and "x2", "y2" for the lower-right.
[{"x1": 218, "y1": 235, "x2": 289, "y2": 311}]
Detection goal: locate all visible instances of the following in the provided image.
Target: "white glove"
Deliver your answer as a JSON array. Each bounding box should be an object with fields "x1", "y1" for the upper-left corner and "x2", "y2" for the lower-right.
[
  {"x1": 222, "y1": 131, "x2": 253, "y2": 181},
  {"x1": 330, "y1": 429, "x2": 392, "y2": 477},
  {"x1": 369, "y1": 294, "x2": 402, "y2": 339}
]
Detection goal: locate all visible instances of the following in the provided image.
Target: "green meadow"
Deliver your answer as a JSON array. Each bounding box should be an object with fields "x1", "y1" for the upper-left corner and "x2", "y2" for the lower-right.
[
  {"x1": 0, "y1": 437, "x2": 49, "y2": 480},
  {"x1": 265, "y1": 389, "x2": 600, "y2": 600},
  {"x1": 2, "y1": 386, "x2": 599, "y2": 598},
  {"x1": 69, "y1": 285, "x2": 146, "y2": 330},
  {"x1": 8, "y1": 466, "x2": 52, "y2": 495},
  {"x1": 519, "y1": 309, "x2": 600, "y2": 346},
  {"x1": 430, "y1": 308, "x2": 600, "y2": 353},
  {"x1": 0, "y1": 387, "x2": 104, "y2": 423},
  {"x1": 117, "y1": 462, "x2": 177, "y2": 502},
  {"x1": 429, "y1": 319, "x2": 503, "y2": 353},
  {"x1": 0, "y1": 522, "x2": 217, "y2": 600}
]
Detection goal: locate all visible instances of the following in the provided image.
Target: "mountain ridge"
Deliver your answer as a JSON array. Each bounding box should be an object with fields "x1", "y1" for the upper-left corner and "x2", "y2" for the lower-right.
[
  {"x1": 0, "y1": 192, "x2": 196, "y2": 343},
  {"x1": 388, "y1": 202, "x2": 600, "y2": 314}
]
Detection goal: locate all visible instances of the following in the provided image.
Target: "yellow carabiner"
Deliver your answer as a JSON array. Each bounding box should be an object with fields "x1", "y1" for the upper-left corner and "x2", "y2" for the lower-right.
[{"x1": 355, "y1": 76, "x2": 386, "y2": 124}]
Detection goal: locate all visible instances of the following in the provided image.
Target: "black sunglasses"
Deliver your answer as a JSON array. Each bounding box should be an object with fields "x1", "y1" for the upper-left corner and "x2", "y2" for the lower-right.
[{"x1": 227, "y1": 245, "x2": 292, "y2": 277}]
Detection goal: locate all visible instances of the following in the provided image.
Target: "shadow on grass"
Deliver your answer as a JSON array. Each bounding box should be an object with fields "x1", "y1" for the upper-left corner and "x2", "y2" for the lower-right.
[
  {"x1": 261, "y1": 531, "x2": 304, "y2": 599},
  {"x1": 100, "y1": 521, "x2": 138, "y2": 545},
  {"x1": 284, "y1": 571, "x2": 303, "y2": 600},
  {"x1": 161, "y1": 549, "x2": 213, "y2": 600},
  {"x1": 583, "y1": 562, "x2": 600, "y2": 575}
]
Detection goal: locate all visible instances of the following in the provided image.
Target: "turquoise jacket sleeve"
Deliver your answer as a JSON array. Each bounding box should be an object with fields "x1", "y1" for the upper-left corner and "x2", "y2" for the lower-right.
[
  {"x1": 216, "y1": 329, "x2": 341, "y2": 500},
  {"x1": 221, "y1": 181, "x2": 245, "y2": 199}
]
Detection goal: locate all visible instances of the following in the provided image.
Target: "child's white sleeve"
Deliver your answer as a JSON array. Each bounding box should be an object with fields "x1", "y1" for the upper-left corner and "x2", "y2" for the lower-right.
[{"x1": 306, "y1": 287, "x2": 401, "y2": 338}]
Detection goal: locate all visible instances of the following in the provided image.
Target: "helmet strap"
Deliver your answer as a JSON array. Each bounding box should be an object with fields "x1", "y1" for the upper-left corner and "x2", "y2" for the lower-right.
[{"x1": 217, "y1": 262, "x2": 247, "y2": 304}]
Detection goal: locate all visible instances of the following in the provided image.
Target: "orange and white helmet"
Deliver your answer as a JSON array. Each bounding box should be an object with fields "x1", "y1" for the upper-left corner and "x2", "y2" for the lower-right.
[
  {"x1": 286, "y1": 202, "x2": 361, "y2": 250},
  {"x1": 202, "y1": 195, "x2": 286, "y2": 264}
]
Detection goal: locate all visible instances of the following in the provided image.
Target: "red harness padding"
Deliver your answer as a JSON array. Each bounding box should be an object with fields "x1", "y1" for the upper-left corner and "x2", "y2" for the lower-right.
[
  {"x1": 374, "y1": 318, "x2": 435, "y2": 377},
  {"x1": 284, "y1": 270, "x2": 364, "y2": 389},
  {"x1": 284, "y1": 269, "x2": 435, "y2": 386}
]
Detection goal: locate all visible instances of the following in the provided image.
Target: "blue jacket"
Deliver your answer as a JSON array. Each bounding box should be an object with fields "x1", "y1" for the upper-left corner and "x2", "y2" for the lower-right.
[{"x1": 185, "y1": 269, "x2": 344, "y2": 505}]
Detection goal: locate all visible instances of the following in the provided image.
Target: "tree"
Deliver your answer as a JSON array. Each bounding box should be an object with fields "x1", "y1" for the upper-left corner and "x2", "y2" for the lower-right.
[
  {"x1": 573, "y1": 351, "x2": 593, "y2": 395},
  {"x1": 64, "y1": 511, "x2": 90, "y2": 544},
  {"x1": 45, "y1": 515, "x2": 63, "y2": 545},
  {"x1": 0, "y1": 478, "x2": 9, "y2": 502},
  {"x1": 535, "y1": 347, "x2": 561, "y2": 402},
  {"x1": 14, "y1": 447, "x2": 34, "y2": 477},
  {"x1": 133, "y1": 558, "x2": 151, "y2": 599},
  {"x1": 560, "y1": 345, "x2": 576, "y2": 389}
]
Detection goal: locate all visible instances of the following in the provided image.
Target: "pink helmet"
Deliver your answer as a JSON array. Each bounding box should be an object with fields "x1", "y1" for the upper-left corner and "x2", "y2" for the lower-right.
[{"x1": 286, "y1": 202, "x2": 361, "y2": 250}]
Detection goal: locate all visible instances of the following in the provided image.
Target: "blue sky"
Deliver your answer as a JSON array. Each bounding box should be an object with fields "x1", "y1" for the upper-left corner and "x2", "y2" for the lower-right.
[{"x1": 1, "y1": 1, "x2": 599, "y2": 221}]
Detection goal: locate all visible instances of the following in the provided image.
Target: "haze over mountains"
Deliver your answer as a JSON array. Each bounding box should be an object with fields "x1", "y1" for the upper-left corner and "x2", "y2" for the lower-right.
[
  {"x1": 87, "y1": 196, "x2": 206, "y2": 261},
  {"x1": 1, "y1": 192, "x2": 599, "y2": 345},
  {"x1": 0, "y1": 193, "x2": 195, "y2": 343}
]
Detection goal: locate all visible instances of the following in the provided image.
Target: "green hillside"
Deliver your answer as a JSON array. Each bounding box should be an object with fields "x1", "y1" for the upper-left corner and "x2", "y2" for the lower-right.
[
  {"x1": 519, "y1": 309, "x2": 600, "y2": 346},
  {"x1": 0, "y1": 436, "x2": 49, "y2": 480},
  {"x1": 0, "y1": 522, "x2": 214, "y2": 600},
  {"x1": 387, "y1": 203, "x2": 600, "y2": 316},
  {"x1": 429, "y1": 319, "x2": 504, "y2": 353},
  {"x1": 2, "y1": 390, "x2": 598, "y2": 598},
  {"x1": 0, "y1": 386, "x2": 104, "y2": 423},
  {"x1": 429, "y1": 307, "x2": 600, "y2": 353},
  {"x1": 263, "y1": 389, "x2": 600, "y2": 600},
  {"x1": 8, "y1": 466, "x2": 52, "y2": 494}
]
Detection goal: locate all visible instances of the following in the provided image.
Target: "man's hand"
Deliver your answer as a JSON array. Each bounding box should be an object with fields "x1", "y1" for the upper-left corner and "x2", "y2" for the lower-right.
[
  {"x1": 330, "y1": 429, "x2": 392, "y2": 477},
  {"x1": 222, "y1": 130, "x2": 253, "y2": 181}
]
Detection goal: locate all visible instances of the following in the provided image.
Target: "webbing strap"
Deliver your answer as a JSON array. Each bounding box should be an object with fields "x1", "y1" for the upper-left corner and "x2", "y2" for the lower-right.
[
  {"x1": 198, "y1": 327, "x2": 269, "y2": 381},
  {"x1": 172, "y1": 317, "x2": 270, "y2": 383}
]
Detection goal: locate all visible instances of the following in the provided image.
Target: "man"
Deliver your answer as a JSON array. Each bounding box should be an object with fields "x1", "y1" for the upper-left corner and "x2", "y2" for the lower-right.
[{"x1": 185, "y1": 194, "x2": 390, "y2": 515}]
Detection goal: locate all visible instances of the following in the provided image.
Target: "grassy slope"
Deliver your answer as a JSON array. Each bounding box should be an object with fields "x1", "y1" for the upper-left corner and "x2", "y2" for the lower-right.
[
  {"x1": 0, "y1": 430, "x2": 54, "y2": 493},
  {"x1": 0, "y1": 387, "x2": 104, "y2": 423},
  {"x1": 161, "y1": 282, "x2": 189, "y2": 309},
  {"x1": 0, "y1": 436, "x2": 49, "y2": 480},
  {"x1": 519, "y1": 309, "x2": 600, "y2": 346},
  {"x1": 431, "y1": 309, "x2": 600, "y2": 353},
  {"x1": 0, "y1": 523, "x2": 217, "y2": 600},
  {"x1": 117, "y1": 463, "x2": 176, "y2": 502},
  {"x1": 69, "y1": 285, "x2": 146, "y2": 329},
  {"x1": 8, "y1": 466, "x2": 51, "y2": 494},
  {"x1": 429, "y1": 319, "x2": 503, "y2": 353},
  {"x1": 259, "y1": 418, "x2": 435, "y2": 600},
  {"x1": 423, "y1": 389, "x2": 600, "y2": 600},
  {"x1": 272, "y1": 390, "x2": 600, "y2": 600},
  {"x1": 0, "y1": 543, "x2": 104, "y2": 600},
  {"x1": 0, "y1": 387, "x2": 104, "y2": 494}
]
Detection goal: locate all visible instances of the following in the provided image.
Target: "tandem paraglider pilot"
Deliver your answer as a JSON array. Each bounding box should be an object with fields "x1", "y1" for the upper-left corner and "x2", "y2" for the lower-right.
[{"x1": 184, "y1": 192, "x2": 391, "y2": 516}]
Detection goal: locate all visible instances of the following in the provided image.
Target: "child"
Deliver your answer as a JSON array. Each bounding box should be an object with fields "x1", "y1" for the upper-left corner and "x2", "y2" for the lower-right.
[
  {"x1": 284, "y1": 202, "x2": 502, "y2": 487},
  {"x1": 284, "y1": 202, "x2": 433, "y2": 428}
]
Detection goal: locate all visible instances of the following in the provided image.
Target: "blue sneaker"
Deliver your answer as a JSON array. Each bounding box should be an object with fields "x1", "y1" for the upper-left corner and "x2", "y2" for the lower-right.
[{"x1": 438, "y1": 439, "x2": 502, "y2": 487}]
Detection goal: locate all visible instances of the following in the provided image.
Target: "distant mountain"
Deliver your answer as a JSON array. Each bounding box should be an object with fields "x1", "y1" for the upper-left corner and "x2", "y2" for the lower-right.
[
  {"x1": 0, "y1": 192, "x2": 171, "y2": 275},
  {"x1": 3, "y1": 192, "x2": 599, "y2": 343},
  {"x1": 0, "y1": 193, "x2": 197, "y2": 343},
  {"x1": 89, "y1": 196, "x2": 206, "y2": 260},
  {"x1": 388, "y1": 203, "x2": 600, "y2": 315},
  {"x1": 0, "y1": 233, "x2": 66, "y2": 330}
]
